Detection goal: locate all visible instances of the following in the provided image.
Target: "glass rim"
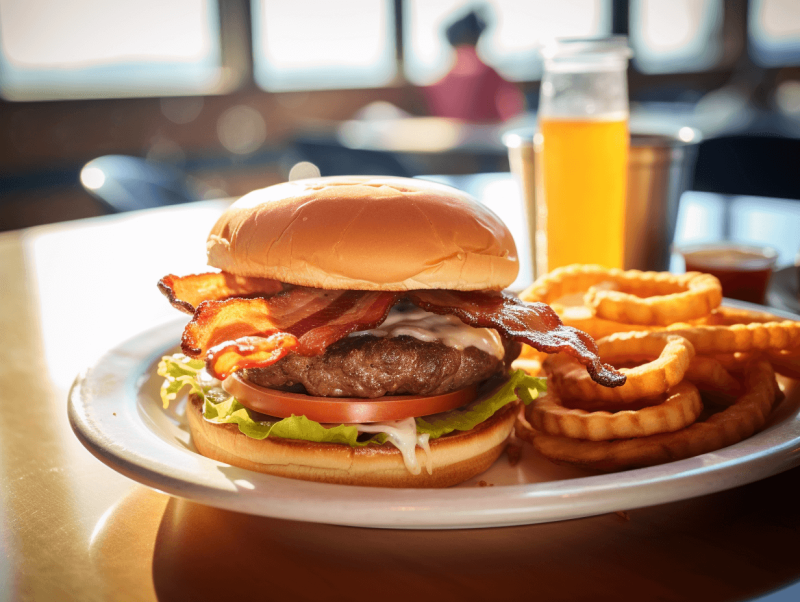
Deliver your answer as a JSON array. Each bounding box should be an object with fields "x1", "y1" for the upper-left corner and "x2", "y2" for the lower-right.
[
  {"x1": 674, "y1": 242, "x2": 780, "y2": 266},
  {"x1": 542, "y1": 36, "x2": 632, "y2": 60}
]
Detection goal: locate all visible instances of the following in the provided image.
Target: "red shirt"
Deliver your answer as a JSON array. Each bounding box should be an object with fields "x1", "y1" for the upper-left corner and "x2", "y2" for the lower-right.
[{"x1": 424, "y1": 46, "x2": 524, "y2": 122}]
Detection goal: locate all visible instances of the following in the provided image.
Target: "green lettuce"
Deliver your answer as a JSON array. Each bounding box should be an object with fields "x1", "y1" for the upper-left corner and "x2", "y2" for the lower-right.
[
  {"x1": 158, "y1": 354, "x2": 545, "y2": 447},
  {"x1": 157, "y1": 355, "x2": 207, "y2": 409},
  {"x1": 202, "y1": 395, "x2": 386, "y2": 446},
  {"x1": 158, "y1": 354, "x2": 386, "y2": 446},
  {"x1": 416, "y1": 369, "x2": 546, "y2": 439}
]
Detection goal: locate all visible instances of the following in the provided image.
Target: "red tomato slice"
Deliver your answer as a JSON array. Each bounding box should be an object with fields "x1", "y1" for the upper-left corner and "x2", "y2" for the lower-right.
[{"x1": 222, "y1": 374, "x2": 477, "y2": 424}]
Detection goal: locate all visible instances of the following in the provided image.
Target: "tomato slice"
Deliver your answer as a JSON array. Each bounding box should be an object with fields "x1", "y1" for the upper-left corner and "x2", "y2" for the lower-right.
[{"x1": 222, "y1": 374, "x2": 477, "y2": 424}]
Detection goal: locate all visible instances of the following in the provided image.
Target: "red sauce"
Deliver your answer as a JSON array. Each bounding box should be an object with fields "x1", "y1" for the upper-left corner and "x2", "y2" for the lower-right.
[{"x1": 680, "y1": 245, "x2": 778, "y2": 304}]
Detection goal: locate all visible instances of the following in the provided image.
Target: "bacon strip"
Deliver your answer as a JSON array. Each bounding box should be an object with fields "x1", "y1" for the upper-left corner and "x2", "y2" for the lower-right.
[
  {"x1": 178, "y1": 285, "x2": 624, "y2": 387},
  {"x1": 158, "y1": 272, "x2": 286, "y2": 314},
  {"x1": 408, "y1": 290, "x2": 625, "y2": 388},
  {"x1": 182, "y1": 287, "x2": 399, "y2": 378},
  {"x1": 206, "y1": 334, "x2": 299, "y2": 381}
]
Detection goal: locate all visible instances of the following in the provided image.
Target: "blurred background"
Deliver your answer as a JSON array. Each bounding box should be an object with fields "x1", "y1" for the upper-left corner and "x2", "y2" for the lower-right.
[{"x1": 1, "y1": 0, "x2": 799, "y2": 231}]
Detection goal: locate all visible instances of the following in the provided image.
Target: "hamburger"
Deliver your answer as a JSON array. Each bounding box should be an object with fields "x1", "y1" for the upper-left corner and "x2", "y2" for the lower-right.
[{"x1": 157, "y1": 176, "x2": 623, "y2": 487}]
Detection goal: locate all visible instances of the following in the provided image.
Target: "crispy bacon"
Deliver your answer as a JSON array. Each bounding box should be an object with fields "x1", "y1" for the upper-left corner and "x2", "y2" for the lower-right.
[
  {"x1": 206, "y1": 334, "x2": 299, "y2": 381},
  {"x1": 158, "y1": 272, "x2": 286, "y2": 314},
  {"x1": 407, "y1": 290, "x2": 625, "y2": 388},
  {"x1": 176, "y1": 281, "x2": 625, "y2": 387},
  {"x1": 182, "y1": 287, "x2": 399, "y2": 378}
]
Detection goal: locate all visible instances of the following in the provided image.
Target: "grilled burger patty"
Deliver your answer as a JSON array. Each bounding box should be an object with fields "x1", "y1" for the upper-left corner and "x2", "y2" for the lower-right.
[{"x1": 242, "y1": 334, "x2": 520, "y2": 398}]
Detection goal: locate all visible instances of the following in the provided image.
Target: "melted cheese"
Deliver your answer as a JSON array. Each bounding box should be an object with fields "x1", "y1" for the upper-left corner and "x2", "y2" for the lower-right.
[
  {"x1": 350, "y1": 306, "x2": 504, "y2": 359},
  {"x1": 357, "y1": 417, "x2": 432, "y2": 475}
]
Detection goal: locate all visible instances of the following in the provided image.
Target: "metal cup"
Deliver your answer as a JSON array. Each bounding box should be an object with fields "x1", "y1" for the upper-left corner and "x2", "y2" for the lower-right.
[
  {"x1": 503, "y1": 130, "x2": 538, "y2": 280},
  {"x1": 503, "y1": 126, "x2": 702, "y2": 278}
]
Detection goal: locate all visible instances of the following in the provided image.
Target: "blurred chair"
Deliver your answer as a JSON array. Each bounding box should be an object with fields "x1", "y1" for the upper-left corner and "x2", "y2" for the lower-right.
[
  {"x1": 292, "y1": 137, "x2": 413, "y2": 178},
  {"x1": 692, "y1": 136, "x2": 800, "y2": 201},
  {"x1": 80, "y1": 155, "x2": 201, "y2": 213}
]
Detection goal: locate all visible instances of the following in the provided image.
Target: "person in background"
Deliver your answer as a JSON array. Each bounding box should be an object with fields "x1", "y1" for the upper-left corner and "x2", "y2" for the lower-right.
[{"x1": 424, "y1": 8, "x2": 524, "y2": 122}]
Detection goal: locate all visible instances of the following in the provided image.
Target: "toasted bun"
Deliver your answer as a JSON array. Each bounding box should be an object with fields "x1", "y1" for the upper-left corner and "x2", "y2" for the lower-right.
[
  {"x1": 187, "y1": 395, "x2": 518, "y2": 488},
  {"x1": 206, "y1": 176, "x2": 518, "y2": 291}
]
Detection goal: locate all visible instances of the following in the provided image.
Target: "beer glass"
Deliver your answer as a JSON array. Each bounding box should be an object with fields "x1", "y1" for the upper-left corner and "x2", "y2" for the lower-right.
[{"x1": 537, "y1": 37, "x2": 631, "y2": 272}]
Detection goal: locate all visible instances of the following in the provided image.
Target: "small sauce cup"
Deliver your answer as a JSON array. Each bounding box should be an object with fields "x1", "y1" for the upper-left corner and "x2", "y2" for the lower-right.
[{"x1": 677, "y1": 243, "x2": 778, "y2": 304}]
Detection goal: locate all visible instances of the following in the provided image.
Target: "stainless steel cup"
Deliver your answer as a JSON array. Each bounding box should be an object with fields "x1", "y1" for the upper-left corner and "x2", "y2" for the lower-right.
[
  {"x1": 503, "y1": 126, "x2": 702, "y2": 276},
  {"x1": 503, "y1": 130, "x2": 538, "y2": 279}
]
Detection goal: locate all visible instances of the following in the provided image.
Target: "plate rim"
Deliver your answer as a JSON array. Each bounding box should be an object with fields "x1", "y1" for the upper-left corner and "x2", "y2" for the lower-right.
[{"x1": 68, "y1": 299, "x2": 800, "y2": 529}]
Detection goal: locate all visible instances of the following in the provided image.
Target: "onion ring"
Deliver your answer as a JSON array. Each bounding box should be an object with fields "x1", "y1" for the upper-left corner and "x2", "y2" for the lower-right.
[
  {"x1": 531, "y1": 359, "x2": 781, "y2": 471},
  {"x1": 526, "y1": 381, "x2": 702, "y2": 441},
  {"x1": 545, "y1": 332, "x2": 695, "y2": 405}
]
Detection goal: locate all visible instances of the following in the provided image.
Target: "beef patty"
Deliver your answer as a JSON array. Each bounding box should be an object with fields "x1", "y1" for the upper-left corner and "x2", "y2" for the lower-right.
[{"x1": 242, "y1": 335, "x2": 520, "y2": 398}]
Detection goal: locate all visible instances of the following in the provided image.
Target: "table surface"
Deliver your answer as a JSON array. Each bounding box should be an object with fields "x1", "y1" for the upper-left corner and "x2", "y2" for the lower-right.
[{"x1": 2, "y1": 187, "x2": 800, "y2": 602}]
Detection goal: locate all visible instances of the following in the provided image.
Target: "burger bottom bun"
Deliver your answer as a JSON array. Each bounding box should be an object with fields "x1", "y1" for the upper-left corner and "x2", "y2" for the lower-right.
[{"x1": 187, "y1": 395, "x2": 518, "y2": 488}]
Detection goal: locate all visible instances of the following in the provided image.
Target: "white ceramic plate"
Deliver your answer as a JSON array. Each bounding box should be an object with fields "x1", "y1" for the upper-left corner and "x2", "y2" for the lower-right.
[{"x1": 68, "y1": 301, "x2": 800, "y2": 530}]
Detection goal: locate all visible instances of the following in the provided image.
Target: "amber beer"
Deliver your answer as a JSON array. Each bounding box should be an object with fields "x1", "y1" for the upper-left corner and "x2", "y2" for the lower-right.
[
  {"x1": 537, "y1": 38, "x2": 631, "y2": 272},
  {"x1": 539, "y1": 117, "x2": 629, "y2": 269}
]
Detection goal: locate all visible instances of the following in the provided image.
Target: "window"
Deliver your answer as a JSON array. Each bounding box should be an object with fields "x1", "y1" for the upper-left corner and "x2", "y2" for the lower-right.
[
  {"x1": 403, "y1": 0, "x2": 611, "y2": 85},
  {"x1": 629, "y1": 0, "x2": 724, "y2": 74},
  {"x1": 749, "y1": 0, "x2": 800, "y2": 67},
  {"x1": 0, "y1": 0, "x2": 223, "y2": 101},
  {"x1": 252, "y1": 0, "x2": 396, "y2": 92}
]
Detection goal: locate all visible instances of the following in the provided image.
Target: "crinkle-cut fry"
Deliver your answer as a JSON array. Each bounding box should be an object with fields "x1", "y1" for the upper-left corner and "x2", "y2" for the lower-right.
[
  {"x1": 520, "y1": 264, "x2": 622, "y2": 306},
  {"x1": 511, "y1": 357, "x2": 544, "y2": 377},
  {"x1": 707, "y1": 306, "x2": 780, "y2": 326},
  {"x1": 521, "y1": 264, "x2": 722, "y2": 324},
  {"x1": 545, "y1": 332, "x2": 695, "y2": 405},
  {"x1": 559, "y1": 308, "x2": 714, "y2": 341},
  {"x1": 515, "y1": 404, "x2": 538, "y2": 446},
  {"x1": 684, "y1": 356, "x2": 741, "y2": 396},
  {"x1": 665, "y1": 321, "x2": 800, "y2": 354},
  {"x1": 521, "y1": 264, "x2": 717, "y2": 335},
  {"x1": 709, "y1": 352, "x2": 756, "y2": 371},
  {"x1": 688, "y1": 307, "x2": 799, "y2": 377},
  {"x1": 583, "y1": 270, "x2": 722, "y2": 326},
  {"x1": 531, "y1": 359, "x2": 781, "y2": 471},
  {"x1": 519, "y1": 345, "x2": 548, "y2": 361},
  {"x1": 767, "y1": 347, "x2": 800, "y2": 379},
  {"x1": 527, "y1": 381, "x2": 702, "y2": 441},
  {"x1": 558, "y1": 305, "x2": 654, "y2": 340}
]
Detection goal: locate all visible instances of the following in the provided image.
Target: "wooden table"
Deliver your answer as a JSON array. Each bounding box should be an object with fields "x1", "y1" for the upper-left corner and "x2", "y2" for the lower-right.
[{"x1": 2, "y1": 198, "x2": 799, "y2": 602}]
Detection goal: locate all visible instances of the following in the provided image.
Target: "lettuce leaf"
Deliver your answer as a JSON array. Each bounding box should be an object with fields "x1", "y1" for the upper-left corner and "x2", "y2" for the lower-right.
[
  {"x1": 158, "y1": 353, "x2": 386, "y2": 446},
  {"x1": 157, "y1": 355, "x2": 206, "y2": 409},
  {"x1": 157, "y1": 354, "x2": 545, "y2": 447},
  {"x1": 202, "y1": 396, "x2": 387, "y2": 446},
  {"x1": 416, "y1": 370, "x2": 546, "y2": 440}
]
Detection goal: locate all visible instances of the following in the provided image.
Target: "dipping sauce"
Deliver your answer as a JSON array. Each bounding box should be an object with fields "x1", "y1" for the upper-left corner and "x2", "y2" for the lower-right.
[{"x1": 678, "y1": 244, "x2": 778, "y2": 304}]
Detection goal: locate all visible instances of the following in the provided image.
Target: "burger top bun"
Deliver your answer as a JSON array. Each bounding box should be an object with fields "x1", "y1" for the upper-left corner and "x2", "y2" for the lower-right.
[{"x1": 206, "y1": 176, "x2": 518, "y2": 291}]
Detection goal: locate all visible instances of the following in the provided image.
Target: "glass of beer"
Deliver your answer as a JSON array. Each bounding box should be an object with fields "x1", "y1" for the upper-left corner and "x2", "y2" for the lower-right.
[{"x1": 536, "y1": 38, "x2": 631, "y2": 271}]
